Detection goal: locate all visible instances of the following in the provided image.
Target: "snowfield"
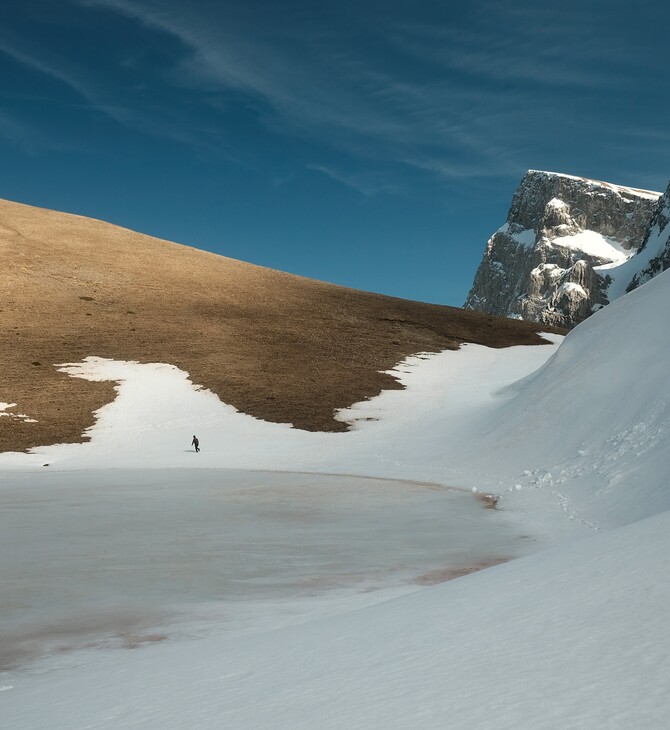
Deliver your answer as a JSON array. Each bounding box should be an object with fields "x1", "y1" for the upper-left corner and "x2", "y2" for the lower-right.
[
  {"x1": 550, "y1": 228, "x2": 632, "y2": 263},
  {"x1": 3, "y1": 269, "x2": 670, "y2": 728},
  {"x1": 5, "y1": 511, "x2": 668, "y2": 730}
]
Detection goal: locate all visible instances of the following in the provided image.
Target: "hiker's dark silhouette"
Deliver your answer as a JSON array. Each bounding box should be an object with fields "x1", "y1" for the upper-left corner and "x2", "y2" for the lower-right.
[{"x1": 191, "y1": 435, "x2": 200, "y2": 452}]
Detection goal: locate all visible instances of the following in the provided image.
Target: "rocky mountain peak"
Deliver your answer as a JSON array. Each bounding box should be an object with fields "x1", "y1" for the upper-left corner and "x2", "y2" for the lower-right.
[{"x1": 464, "y1": 170, "x2": 662, "y2": 328}]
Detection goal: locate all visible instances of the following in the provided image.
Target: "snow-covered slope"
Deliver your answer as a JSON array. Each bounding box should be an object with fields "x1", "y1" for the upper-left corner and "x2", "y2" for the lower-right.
[
  {"x1": 4, "y1": 264, "x2": 670, "y2": 727},
  {"x1": 464, "y1": 170, "x2": 662, "y2": 328},
  {"x1": 5, "y1": 510, "x2": 669, "y2": 730},
  {"x1": 473, "y1": 266, "x2": 670, "y2": 528}
]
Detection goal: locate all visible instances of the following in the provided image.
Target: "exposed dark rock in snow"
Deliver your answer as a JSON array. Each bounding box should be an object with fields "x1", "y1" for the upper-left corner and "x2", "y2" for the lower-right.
[
  {"x1": 626, "y1": 182, "x2": 670, "y2": 293},
  {"x1": 464, "y1": 171, "x2": 661, "y2": 328}
]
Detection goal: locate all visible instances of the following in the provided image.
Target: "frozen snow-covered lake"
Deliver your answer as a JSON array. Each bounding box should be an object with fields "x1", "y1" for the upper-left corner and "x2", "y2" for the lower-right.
[{"x1": 1, "y1": 469, "x2": 533, "y2": 670}]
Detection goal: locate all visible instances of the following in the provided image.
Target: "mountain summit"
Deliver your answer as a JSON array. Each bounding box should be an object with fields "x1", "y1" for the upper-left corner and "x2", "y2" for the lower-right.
[{"x1": 464, "y1": 170, "x2": 664, "y2": 327}]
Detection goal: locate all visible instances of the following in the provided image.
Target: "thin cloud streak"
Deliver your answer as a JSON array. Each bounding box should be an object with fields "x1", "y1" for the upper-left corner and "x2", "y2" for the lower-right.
[
  {"x1": 0, "y1": 107, "x2": 91, "y2": 155},
  {"x1": 402, "y1": 156, "x2": 519, "y2": 181},
  {"x1": 307, "y1": 164, "x2": 400, "y2": 197},
  {"x1": 0, "y1": 22, "x2": 232, "y2": 155},
  {"x1": 0, "y1": 110, "x2": 39, "y2": 151},
  {"x1": 0, "y1": 35, "x2": 102, "y2": 109},
  {"x1": 22, "y1": 0, "x2": 669, "y2": 188},
  {"x1": 390, "y1": 6, "x2": 641, "y2": 91},
  {"x1": 77, "y1": 0, "x2": 561, "y2": 179},
  {"x1": 391, "y1": 34, "x2": 619, "y2": 89}
]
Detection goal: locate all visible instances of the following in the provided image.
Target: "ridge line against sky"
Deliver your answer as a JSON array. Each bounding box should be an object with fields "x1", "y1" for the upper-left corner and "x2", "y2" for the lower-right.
[{"x1": 0, "y1": 0, "x2": 668, "y2": 305}]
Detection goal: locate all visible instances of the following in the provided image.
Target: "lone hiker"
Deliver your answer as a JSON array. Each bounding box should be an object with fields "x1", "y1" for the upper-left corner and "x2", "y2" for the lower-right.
[{"x1": 192, "y1": 435, "x2": 200, "y2": 453}]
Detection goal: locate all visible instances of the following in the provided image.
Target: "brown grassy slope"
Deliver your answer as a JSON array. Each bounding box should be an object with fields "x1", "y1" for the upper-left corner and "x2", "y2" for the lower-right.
[{"x1": 0, "y1": 197, "x2": 564, "y2": 453}]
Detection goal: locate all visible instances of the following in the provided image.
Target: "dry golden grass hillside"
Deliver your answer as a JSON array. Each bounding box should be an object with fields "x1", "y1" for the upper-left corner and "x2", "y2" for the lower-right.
[{"x1": 0, "y1": 197, "x2": 563, "y2": 453}]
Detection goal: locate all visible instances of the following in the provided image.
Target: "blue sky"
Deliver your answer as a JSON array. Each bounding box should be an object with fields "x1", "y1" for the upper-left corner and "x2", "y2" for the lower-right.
[{"x1": 1, "y1": 0, "x2": 668, "y2": 305}]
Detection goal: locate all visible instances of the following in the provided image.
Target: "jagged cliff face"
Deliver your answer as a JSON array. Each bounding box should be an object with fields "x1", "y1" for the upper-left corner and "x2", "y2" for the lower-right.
[
  {"x1": 464, "y1": 171, "x2": 661, "y2": 328},
  {"x1": 625, "y1": 182, "x2": 670, "y2": 293}
]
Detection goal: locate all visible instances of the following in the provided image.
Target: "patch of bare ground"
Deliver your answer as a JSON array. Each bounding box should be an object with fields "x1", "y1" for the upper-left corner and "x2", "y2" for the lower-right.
[
  {"x1": 121, "y1": 632, "x2": 168, "y2": 650},
  {"x1": 414, "y1": 558, "x2": 510, "y2": 585},
  {"x1": 0, "y1": 617, "x2": 168, "y2": 670},
  {"x1": 475, "y1": 492, "x2": 500, "y2": 509},
  {"x1": 0, "y1": 197, "x2": 565, "y2": 453}
]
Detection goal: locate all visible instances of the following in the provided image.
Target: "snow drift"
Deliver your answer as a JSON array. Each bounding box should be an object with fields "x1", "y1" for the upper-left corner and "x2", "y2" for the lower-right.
[{"x1": 476, "y1": 267, "x2": 670, "y2": 527}]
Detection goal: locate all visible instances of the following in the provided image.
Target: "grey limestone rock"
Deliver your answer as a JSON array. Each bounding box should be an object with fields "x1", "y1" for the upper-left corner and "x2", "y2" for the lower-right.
[
  {"x1": 626, "y1": 181, "x2": 670, "y2": 293},
  {"x1": 464, "y1": 170, "x2": 661, "y2": 328}
]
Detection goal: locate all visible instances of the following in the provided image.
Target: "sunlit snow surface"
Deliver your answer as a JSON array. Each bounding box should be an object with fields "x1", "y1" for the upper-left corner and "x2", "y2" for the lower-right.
[
  {"x1": 550, "y1": 228, "x2": 632, "y2": 262},
  {"x1": 0, "y1": 337, "x2": 562, "y2": 488},
  {"x1": 4, "y1": 270, "x2": 670, "y2": 728}
]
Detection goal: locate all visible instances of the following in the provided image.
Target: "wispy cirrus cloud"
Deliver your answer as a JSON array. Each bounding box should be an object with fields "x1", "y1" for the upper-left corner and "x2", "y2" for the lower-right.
[
  {"x1": 0, "y1": 19, "x2": 232, "y2": 154},
  {"x1": 74, "y1": 0, "x2": 548, "y2": 179},
  {"x1": 390, "y1": 0, "x2": 647, "y2": 90},
  {"x1": 0, "y1": 31, "x2": 130, "y2": 122},
  {"x1": 0, "y1": 106, "x2": 92, "y2": 154},
  {"x1": 0, "y1": 110, "x2": 39, "y2": 150},
  {"x1": 307, "y1": 163, "x2": 400, "y2": 197},
  {"x1": 5, "y1": 0, "x2": 667, "y2": 188},
  {"x1": 402, "y1": 156, "x2": 518, "y2": 182},
  {"x1": 390, "y1": 30, "x2": 618, "y2": 89}
]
